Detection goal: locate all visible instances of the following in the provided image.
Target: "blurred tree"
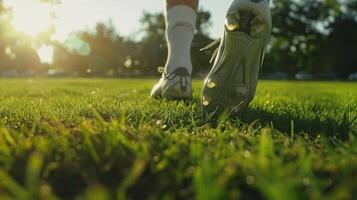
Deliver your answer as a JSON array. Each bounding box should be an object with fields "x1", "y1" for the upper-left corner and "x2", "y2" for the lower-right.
[
  {"x1": 265, "y1": 0, "x2": 329, "y2": 74},
  {"x1": 11, "y1": 36, "x2": 42, "y2": 74},
  {"x1": 52, "y1": 22, "x2": 133, "y2": 76},
  {"x1": 138, "y1": 12, "x2": 166, "y2": 74},
  {"x1": 0, "y1": 0, "x2": 15, "y2": 72},
  {"x1": 0, "y1": 0, "x2": 46, "y2": 75},
  {"x1": 264, "y1": 0, "x2": 357, "y2": 77},
  {"x1": 324, "y1": 14, "x2": 357, "y2": 78},
  {"x1": 35, "y1": 0, "x2": 60, "y2": 43},
  {"x1": 191, "y1": 10, "x2": 215, "y2": 75},
  {"x1": 81, "y1": 22, "x2": 124, "y2": 76}
]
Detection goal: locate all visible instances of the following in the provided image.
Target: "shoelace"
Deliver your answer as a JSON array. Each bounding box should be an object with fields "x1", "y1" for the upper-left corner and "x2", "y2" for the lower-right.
[
  {"x1": 156, "y1": 67, "x2": 190, "y2": 92},
  {"x1": 200, "y1": 38, "x2": 222, "y2": 63},
  {"x1": 157, "y1": 66, "x2": 189, "y2": 79}
]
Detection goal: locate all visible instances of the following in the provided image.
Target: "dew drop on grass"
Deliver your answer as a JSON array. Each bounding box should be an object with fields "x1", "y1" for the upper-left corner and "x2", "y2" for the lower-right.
[
  {"x1": 243, "y1": 150, "x2": 251, "y2": 158},
  {"x1": 246, "y1": 176, "x2": 255, "y2": 185},
  {"x1": 153, "y1": 156, "x2": 159, "y2": 162},
  {"x1": 328, "y1": 179, "x2": 333, "y2": 186},
  {"x1": 40, "y1": 184, "x2": 52, "y2": 195},
  {"x1": 302, "y1": 177, "x2": 310, "y2": 186}
]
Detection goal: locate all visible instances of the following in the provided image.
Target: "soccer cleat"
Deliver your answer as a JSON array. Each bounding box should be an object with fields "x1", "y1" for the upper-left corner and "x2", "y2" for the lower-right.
[
  {"x1": 201, "y1": 0, "x2": 272, "y2": 118},
  {"x1": 151, "y1": 67, "x2": 192, "y2": 100}
]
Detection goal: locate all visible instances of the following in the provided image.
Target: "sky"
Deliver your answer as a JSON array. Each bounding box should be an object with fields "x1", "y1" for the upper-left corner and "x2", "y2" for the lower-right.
[{"x1": 4, "y1": 0, "x2": 232, "y2": 42}]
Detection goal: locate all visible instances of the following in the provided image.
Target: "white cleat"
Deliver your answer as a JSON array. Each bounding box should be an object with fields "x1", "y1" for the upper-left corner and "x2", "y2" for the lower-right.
[
  {"x1": 201, "y1": 0, "x2": 272, "y2": 118},
  {"x1": 151, "y1": 67, "x2": 192, "y2": 100}
]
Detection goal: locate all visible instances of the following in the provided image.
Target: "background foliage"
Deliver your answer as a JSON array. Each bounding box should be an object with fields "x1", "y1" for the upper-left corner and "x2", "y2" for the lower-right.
[{"x1": 0, "y1": 0, "x2": 356, "y2": 78}]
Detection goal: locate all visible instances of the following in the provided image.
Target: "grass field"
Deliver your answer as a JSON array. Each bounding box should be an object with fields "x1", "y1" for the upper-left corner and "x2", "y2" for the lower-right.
[{"x1": 0, "y1": 79, "x2": 356, "y2": 200}]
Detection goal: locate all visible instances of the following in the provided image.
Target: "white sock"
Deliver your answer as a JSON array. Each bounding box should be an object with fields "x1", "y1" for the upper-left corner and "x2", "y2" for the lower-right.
[{"x1": 165, "y1": 5, "x2": 197, "y2": 75}]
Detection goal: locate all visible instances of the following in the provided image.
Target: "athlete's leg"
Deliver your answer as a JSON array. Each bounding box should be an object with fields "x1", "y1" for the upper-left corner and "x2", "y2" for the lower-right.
[
  {"x1": 165, "y1": 0, "x2": 198, "y2": 75},
  {"x1": 166, "y1": 0, "x2": 198, "y2": 10},
  {"x1": 150, "y1": 0, "x2": 198, "y2": 99}
]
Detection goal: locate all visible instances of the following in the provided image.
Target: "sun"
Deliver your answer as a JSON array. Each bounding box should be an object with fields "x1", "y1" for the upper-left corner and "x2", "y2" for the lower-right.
[
  {"x1": 4, "y1": 0, "x2": 53, "y2": 37},
  {"x1": 4, "y1": 0, "x2": 55, "y2": 63}
]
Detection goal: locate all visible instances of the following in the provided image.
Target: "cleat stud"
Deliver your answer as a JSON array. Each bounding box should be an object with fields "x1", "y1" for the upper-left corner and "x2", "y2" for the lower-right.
[
  {"x1": 225, "y1": 21, "x2": 240, "y2": 31},
  {"x1": 207, "y1": 79, "x2": 217, "y2": 89},
  {"x1": 203, "y1": 100, "x2": 210, "y2": 106},
  {"x1": 202, "y1": 97, "x2": 210, "y2": 106},
  {"x1": 225, "y1": 11, "x2": 240, "y2": 31}
]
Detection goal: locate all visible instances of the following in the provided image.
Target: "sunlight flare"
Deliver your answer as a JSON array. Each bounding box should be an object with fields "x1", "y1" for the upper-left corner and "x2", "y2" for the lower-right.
[
  {"x1": 37, "y1": 45, "x2": 54, "y2": 64},
  {"x1": 5, "y1": 0, "x2": 53, "y2": 36}
]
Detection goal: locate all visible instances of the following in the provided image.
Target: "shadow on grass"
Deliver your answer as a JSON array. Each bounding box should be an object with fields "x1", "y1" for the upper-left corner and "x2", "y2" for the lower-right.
[{"x1": 241, "y1": 107, "x2": 356, "y2": 140}]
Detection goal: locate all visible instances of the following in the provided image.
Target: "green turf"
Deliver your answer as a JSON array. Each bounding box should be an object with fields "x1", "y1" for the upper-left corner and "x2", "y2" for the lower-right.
[{"x1": 0, "y1": 79, "x2": 356, "y2": 200}]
